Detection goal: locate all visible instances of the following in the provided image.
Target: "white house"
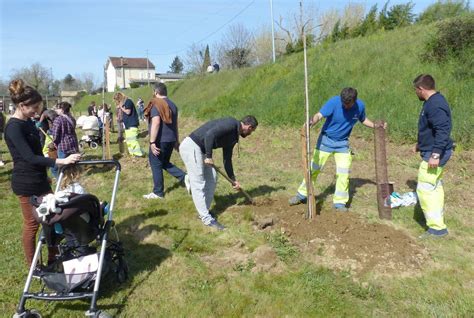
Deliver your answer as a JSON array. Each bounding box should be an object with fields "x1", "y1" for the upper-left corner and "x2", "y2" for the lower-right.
[{"x1": 105, "y1": 57, "x2": 155, "y2": 92}]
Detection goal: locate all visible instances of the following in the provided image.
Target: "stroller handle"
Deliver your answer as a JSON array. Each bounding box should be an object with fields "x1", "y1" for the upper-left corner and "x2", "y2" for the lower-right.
[{"x1": 59, "y1": 160, "x2": 121, "y2": 172}]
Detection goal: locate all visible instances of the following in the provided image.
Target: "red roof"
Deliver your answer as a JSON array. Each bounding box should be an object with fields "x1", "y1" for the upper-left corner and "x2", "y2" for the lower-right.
[{"x1": 108, "y1": 57, "x2": 155, "y2": 69}]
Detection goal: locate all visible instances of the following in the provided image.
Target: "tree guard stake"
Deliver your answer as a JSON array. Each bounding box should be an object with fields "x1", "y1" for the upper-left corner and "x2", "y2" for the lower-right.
[{"x1": 374, "y1": 120, "x2": 392, "y2": 220}]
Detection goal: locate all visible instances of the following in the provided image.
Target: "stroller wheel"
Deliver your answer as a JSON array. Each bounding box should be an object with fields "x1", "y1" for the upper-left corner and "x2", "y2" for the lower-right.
[
  {"x1": 13, "y1": 309, "x2": 42, "y2": 318},
  {"x1": 94, "y1": 310, "x2": 112, "y2": 318},
  {"x1": 90, "y1": 142, "x2": 99, "y2": 149}
]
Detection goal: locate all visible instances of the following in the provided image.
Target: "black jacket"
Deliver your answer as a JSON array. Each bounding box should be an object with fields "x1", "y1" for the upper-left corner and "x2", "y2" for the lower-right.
[
  {"x1": 418, "y1": 92, "x2": 453, "y2": 154},
  {"x1": 189, "y1": 117, "x2": 240, "y2": 180}
]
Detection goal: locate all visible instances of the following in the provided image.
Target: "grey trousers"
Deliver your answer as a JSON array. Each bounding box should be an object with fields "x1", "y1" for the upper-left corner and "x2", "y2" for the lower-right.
[{"x1": 179, "y1": 137, "x2": 217, "y2": 225}]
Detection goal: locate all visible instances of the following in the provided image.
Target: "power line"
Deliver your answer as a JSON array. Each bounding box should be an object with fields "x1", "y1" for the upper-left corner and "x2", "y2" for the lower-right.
[{"x1": 149, "y1": 0, "x2": 256, "y2": 56}]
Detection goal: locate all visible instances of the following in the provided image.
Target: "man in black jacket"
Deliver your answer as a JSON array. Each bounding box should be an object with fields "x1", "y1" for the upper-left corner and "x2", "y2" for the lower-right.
[
  {"x1": 413, "y1": 74, "x2": 453, "y2": 239},
  {"x1": 179, "y1": 115, "x2": 258, "y2": 230}
]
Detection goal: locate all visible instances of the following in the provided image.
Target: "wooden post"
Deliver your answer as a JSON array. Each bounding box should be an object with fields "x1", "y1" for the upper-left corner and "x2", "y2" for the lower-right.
[
  {"x1": 105, "y1": 115, "x2": 111, "y2": 159},
  {"x1": 374, "y1": 120, "x2": 392, "y2": 220}
]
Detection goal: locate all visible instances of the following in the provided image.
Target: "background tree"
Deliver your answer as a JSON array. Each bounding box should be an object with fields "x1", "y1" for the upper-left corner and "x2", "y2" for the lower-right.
[
  {"x1": 10, "y1": 62, "x2": 53, "y2": 95},
  {"x1": 217, "y1": 24, "x2": 254, "y2": 69},
  {"x1": 202, "y1": 45, "x2": 211, "y2": 72},
  {"x1": 169, "y1": 56, "x2": 184, "y2": 73},
  {"x1": 184, "y1": 43, "x2": 206, "y2": 74},
  {"x1": 62, "y1": 74, "x2": 80, "y2": 91},
  {"x1": 418, "y1": 0, "x2": 471, "y2": 24},
  {"x1": 77, "y1": 72, "x2": 96, "y2": 93},
  {"x1": 385, "y1": 2, "x2": 415, "y2": 29}
]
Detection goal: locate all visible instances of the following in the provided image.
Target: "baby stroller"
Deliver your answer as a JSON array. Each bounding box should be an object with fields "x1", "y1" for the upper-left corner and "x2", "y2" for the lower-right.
[
  {"x1": 14, "y1": 160, "x2": 127, "y2": 318},
  {"x1": 77, "y1": 116, "x2": 103, "y2": 150}
]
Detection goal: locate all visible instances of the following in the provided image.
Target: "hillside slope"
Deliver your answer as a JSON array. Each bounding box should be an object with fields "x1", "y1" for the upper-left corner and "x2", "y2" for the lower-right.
[{"x1": 77, "y1": 23, "x2": 473, "y2": 147}]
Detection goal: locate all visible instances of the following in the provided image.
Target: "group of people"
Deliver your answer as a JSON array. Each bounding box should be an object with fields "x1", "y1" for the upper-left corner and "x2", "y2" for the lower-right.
[
  {"x1": 287, "y1": 74, "x2": 452, "y2": 240},
  {"x1": 3, "y1": 72, "x2": 453, "y2": 268}
]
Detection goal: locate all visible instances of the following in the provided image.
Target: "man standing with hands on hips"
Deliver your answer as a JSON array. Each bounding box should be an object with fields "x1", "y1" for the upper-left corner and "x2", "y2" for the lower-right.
[
  {"x1": 413, "y1": 74, "x2": 453, "y2": 239},
  {"x1": 180, "y1": 115, "x2": 258, "y2": 230}
]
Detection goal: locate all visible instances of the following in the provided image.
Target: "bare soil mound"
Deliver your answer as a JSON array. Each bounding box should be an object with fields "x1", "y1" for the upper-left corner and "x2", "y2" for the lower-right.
[{"x1": 250, "y1": 197, "x2": 429, "y2": 277}]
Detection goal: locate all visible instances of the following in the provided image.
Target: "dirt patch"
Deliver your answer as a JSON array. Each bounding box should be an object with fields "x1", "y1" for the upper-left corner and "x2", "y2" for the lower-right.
[
  {"x1": 201, "y1": 242, "x2": 284, "y2": 274},
  {"x1": 250, "y1": 196, "x2": 429, "y2": 277}
]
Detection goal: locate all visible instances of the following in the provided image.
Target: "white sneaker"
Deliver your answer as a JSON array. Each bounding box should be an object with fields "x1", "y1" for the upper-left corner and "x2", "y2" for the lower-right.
[
  {"x1": 0, "y1": 161, "x2": 4, "y2": 167},
  {"x1": 143, "y1": 192, "x2": 163, "y2": 199},
  {"x1": 184, "y1": 175, "x2": 191, "y2": 195}
]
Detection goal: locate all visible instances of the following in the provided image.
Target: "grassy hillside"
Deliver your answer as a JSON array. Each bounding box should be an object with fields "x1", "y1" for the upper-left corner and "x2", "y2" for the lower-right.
[{"x1": 76, "y1": 23, "x2": 473, "y2": 147}]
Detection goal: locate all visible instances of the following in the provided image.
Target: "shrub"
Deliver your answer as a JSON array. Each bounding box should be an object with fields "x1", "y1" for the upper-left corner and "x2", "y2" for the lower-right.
[
  {"x1": 423, "y1": 14, "x2": 474, "y2": 62},
  {"x1": 129, "y1": 82, "x2": 140, "y2": 89}
]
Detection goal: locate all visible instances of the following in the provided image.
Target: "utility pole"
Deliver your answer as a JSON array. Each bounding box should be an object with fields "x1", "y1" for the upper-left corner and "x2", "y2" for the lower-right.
[
  {"x1": 270, "y1": 0, "x2": 276, "y2": 63},
  {"x1": 120, "y1": 56, "x2": 126, "y2": 89},
  {"x1": 146, "y1": 49, "x2": 150, "y2": 86}
]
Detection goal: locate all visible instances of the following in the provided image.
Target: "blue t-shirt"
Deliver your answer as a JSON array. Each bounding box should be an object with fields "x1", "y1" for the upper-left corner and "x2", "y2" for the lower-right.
[
  {"x1": 149, "y1": 98, "x2": 178, "y2": 143},
  {"x1": 122, "y1": 99, "x2": 139, "y2": 129},
  {"x1": 319, "y1": 96, "x2": 366, "y2": 141}
]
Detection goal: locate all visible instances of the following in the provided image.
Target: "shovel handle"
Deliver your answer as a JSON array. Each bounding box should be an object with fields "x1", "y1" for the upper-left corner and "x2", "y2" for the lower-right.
[{"x1": 212, "y1": 165, "x2": 254, "y2": 204}]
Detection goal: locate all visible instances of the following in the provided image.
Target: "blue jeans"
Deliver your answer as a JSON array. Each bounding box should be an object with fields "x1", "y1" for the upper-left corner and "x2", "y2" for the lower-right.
[
  {"x1": 149, "y1": 142, "x2": 185, "y2": 197},
  {"x1": 51, "y1": 150, "x2": 66, "y2": 179}
]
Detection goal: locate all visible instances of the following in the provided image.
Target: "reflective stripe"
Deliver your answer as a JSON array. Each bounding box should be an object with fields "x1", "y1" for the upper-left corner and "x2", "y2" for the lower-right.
[
  {"x1": 417, "y1": 181, "x2": 442, "y2": 191},
  {"x1": 336, "y1": 167, "x2": 350, "y2": 174},
  {"x1": 311, "y1": 162, "x2": 321, "y2": 171},
  {"x1": 425, "y1": 209, "x2": 444, "y2": 220},
  {"x1": 334, "y1": 190, "x2": 349, "y2": 198}
]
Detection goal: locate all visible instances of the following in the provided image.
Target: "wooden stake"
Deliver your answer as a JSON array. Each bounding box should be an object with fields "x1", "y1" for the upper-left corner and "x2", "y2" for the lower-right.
[
  {"x1": 374, "y1": 120, "x2": 392, "y2": 220},
  {"x1": 105, "y1": 115, "x2": 111, "y2": 159}
]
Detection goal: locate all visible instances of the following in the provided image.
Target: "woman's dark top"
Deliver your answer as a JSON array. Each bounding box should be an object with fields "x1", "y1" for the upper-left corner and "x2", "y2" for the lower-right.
[{"x1": 4, "y1": 117, "x2": 55, "y2": 196}]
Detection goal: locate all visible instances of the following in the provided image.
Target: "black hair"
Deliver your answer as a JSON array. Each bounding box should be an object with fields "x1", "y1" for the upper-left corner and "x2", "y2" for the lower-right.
[
  {"x1": 154, "y1": 83, "x2": 168, "y2": 96},
  {"x1": 241, "y1": 115, "x2": 258, "y2": 128},
  {"x1": 413, "y1": 74, "x2": 436, "y2": 90},
  {"x1": 340, "y1": 87, "x2": 358, "y2": 105}
]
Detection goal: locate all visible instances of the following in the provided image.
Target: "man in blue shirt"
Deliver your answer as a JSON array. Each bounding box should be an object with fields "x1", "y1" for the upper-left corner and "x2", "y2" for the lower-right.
[
  {"x1": 413, "y1": 74, "x2": 453, "y2": 239},
  {"x1": 289, "y1": 87, "x2": 383, "y2": 211}
]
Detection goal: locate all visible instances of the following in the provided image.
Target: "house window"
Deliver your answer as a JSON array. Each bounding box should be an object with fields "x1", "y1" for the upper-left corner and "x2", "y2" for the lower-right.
[{"x1": 116, "y1": 69, "x2": 121, "y2": 78}]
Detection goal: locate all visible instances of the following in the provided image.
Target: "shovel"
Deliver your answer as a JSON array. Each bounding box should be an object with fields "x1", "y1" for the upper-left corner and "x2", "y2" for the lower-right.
[{"x1": 212, "y1": 165, "x2": 254, "y2": 204}]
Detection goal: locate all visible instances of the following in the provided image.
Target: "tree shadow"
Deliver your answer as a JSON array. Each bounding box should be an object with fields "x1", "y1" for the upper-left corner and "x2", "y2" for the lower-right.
[
  {"x1": 165, "y1": 179, "x2": 185, "y2": 195},
  {"x1": 50, "y1": 208, "x2": 189, "y2": 316},
  {"x1": 406, "y1": 180, "x2": 428, "y2": 230},
  {"x1": 213, "y1": 185, "x2": 285, "y2": 216}
]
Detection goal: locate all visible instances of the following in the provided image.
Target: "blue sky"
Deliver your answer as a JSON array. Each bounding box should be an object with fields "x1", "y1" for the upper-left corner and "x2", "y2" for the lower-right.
[{"x1": 1, "y1": 0, "x2": 436, "y2": 83}]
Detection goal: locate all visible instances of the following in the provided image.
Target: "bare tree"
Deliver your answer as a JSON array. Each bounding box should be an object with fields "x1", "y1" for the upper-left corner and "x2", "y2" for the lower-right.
[
  {"x1": 252, "y1": 27, "x2": 286, "y2": 65},
  {"x1": 216, "y1": 23, "x2": 255, "y2": 69},
  {"x1": 184, "y1": 43, "x2": 206, "y2": 74},
  {"x1": 76, "y1": 72, "x2": 96, "y2": 93},
  {"x1": 10, "y1": 62, "x2": 53, "y2": 95},
  {"x1": 275, "y1": 3, "x2": 321, "y2": 53}
]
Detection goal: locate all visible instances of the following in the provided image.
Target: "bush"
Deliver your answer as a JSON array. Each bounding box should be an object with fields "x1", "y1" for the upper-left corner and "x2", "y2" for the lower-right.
[
  {"x1": 423, "y1": 15, "x2": 474, "y2": 62},
  {"x1": 129, "y1": 82, "x2": 140, "y2": 89}
]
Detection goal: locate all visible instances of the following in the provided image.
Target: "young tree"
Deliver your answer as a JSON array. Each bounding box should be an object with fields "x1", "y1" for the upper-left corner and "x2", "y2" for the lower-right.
[{"x1": 169, "y1": 56, "x2": 184, "y2": 73}]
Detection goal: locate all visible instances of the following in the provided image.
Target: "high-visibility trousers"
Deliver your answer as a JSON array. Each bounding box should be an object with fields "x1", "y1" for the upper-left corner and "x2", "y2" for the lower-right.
[
  {"x1": 125, "y1": 127, "x2": 143, "y2": 157},
  {"x1": 417, "y1": 161, "x2": 446, "y2": 231},
  {"x1": 297, "y1": 149, "x2": 352, "y2": 204}
]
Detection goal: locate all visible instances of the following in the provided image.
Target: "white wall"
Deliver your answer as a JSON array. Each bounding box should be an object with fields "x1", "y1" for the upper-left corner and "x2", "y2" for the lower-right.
[{"x1": 106, "y1": 62, "x2": 117, "y2": 92}]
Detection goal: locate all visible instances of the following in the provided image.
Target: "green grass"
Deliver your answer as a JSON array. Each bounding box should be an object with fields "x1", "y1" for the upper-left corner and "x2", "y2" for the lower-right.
[{"x1": 1, "y1": 118, "x2": 473, "y2": 317}]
